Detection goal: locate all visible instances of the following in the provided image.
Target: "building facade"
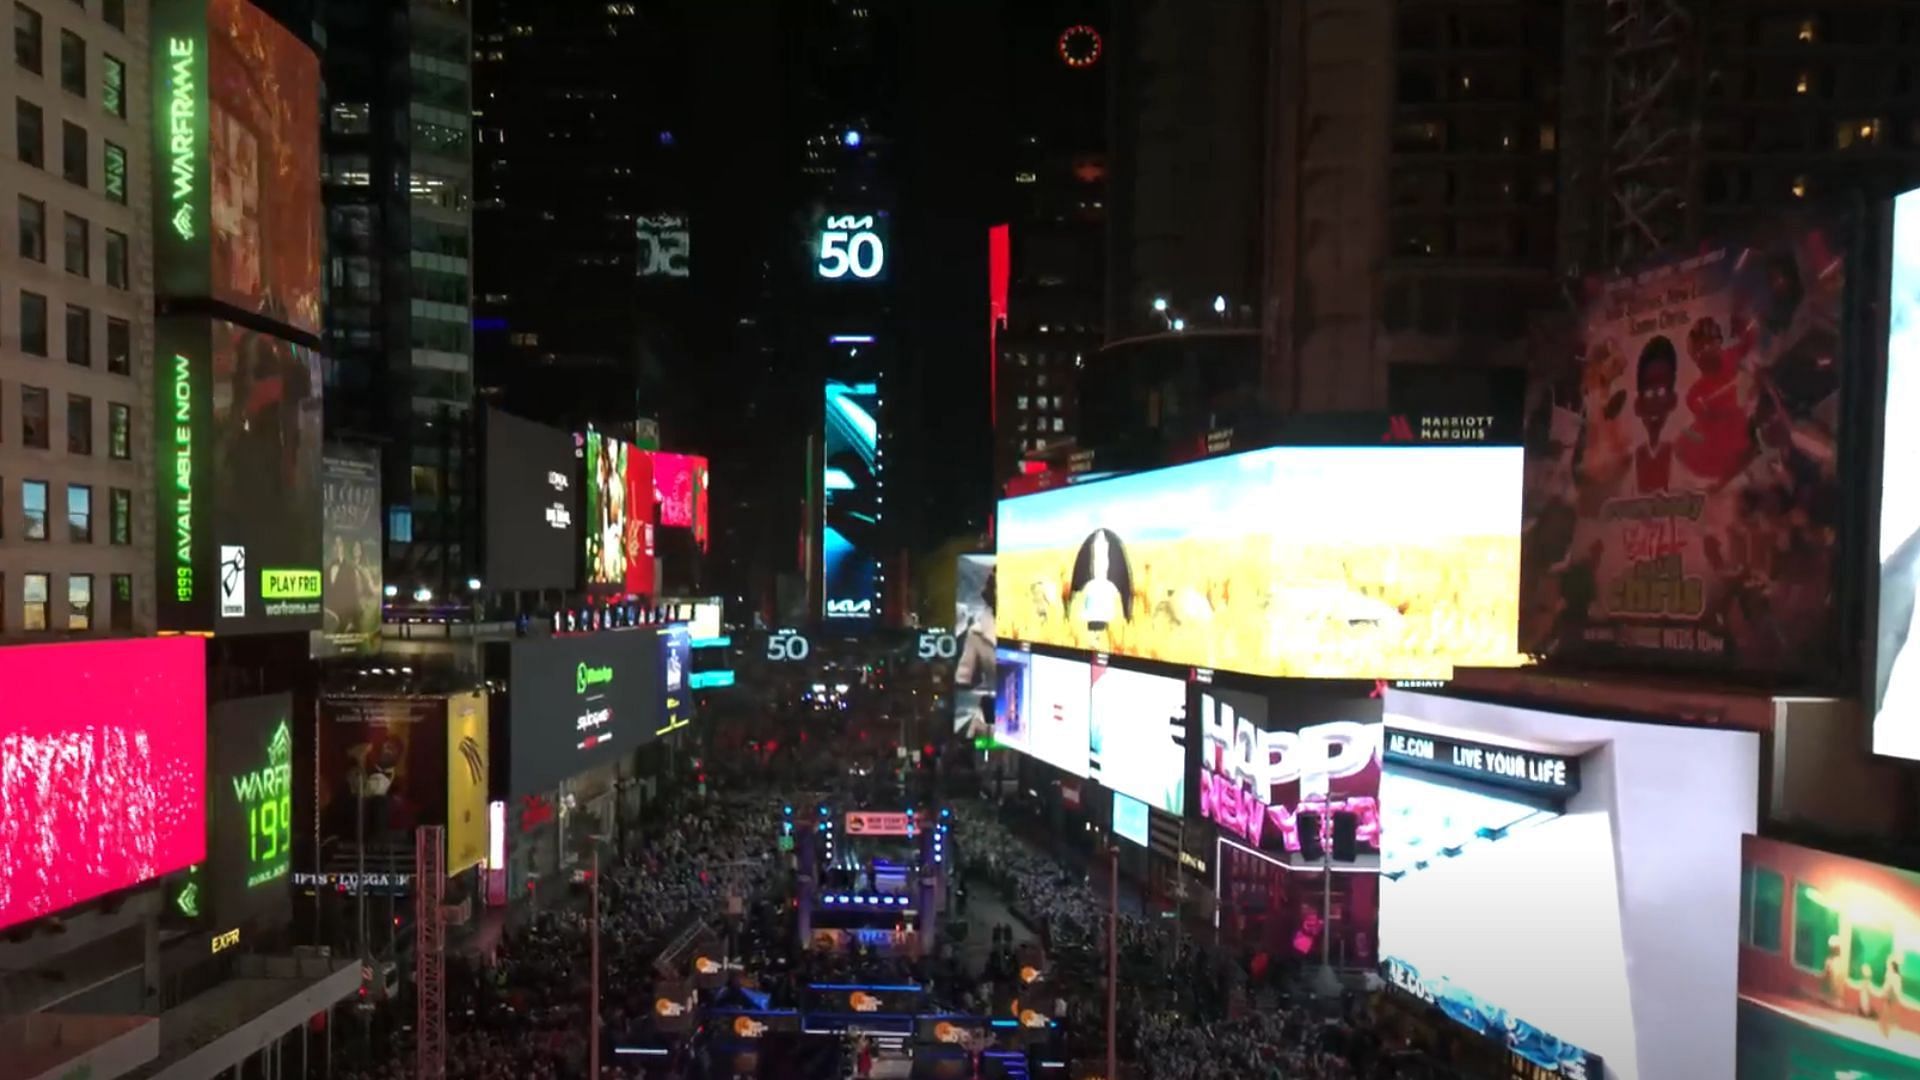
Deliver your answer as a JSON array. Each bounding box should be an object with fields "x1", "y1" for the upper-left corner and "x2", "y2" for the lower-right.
[{"x1": 0, "y1": 0, "x2": 151, "y2": 636}]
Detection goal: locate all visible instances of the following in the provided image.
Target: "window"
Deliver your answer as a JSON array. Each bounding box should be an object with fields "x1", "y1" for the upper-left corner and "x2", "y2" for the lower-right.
[
  {"x1": 20, "y1": 290, "x2": 45, "y2": 353},
  {"x1": 14, "y1": 3, "x2": 38, "y2": 74},
  {"x1": 104, "y1": 228, "x2": 125, "y2": 288},
  {"x1": 103, "y1": 0, "x2": 121, "y2": 30},
  {"x1": 105, "y1": 316, "x2": 128, "y2": 374},
  {"x1": 60, "y1": 120, "x2": 84, "y2": 185},
  {"x1": 108, "y1": 485, "x2": 128, "y2": 543},
  {"x1": 1053, "y1": 417, "x2": 1065, "y2": 432},
  {"x1": 16, "y1": 97, "x2": 41, "y2": 165},
  {"x1": 108, "y1": 401, "x2": 127, "y2": 458},
  {"x1": 63, "y1": 211, "x2": 85, "y2": 275},
  {"x1": 110, "y1": 573, "x2": 131, "y2": 630},
  {"x1": 56, "y1": 27, "x2": 78, "y2": 95},
  {"x1": 1792, "y1": 880, "x2": 1842, "y2": 973},
  {"x1": 65, "y1": 392, "x2": 88, "y2": 454},
  {"x1": 1739, "y1": 864, "x2": 1785, "y2": 952},
  {"x1": 102, "y1": 139, "x2": 123, "y2": 202},
  {"x1": 22, "y1": 478, "x2": 47, "y2": 538},
  {"x1": 64, "y1": 303, "x2": 88, "y2": 366},
  {"x1": 66, "y1": 573, "x2": 89, "y2": 629},
  {"x1": 20, "y1": 385, "x2": 47, "y2": 446},
  {"x1": 66, "y1": 482, "x2": 88, "y2": 541},
  {"x1": 17, "y1": 194, "x2": 42, "y2": 260},
  {"x1": 23, "y1": 572, "x2": 48, "y2": 630},
  {"x1": 1016, "y1": 395, "x2": 1028, "y2": 409},
  {"x1": 100, "y1": 53, "x2": 122, "y2": 117}
]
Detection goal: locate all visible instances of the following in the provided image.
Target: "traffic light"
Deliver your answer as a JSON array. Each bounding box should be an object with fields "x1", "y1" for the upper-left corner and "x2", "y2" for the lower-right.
[
  {"x1": 1296, "y1": 812, "x2": 1324, "y2": 862},
  {"x1": 1331, "y1": 811, "x2": 1358, "y2": 863}
]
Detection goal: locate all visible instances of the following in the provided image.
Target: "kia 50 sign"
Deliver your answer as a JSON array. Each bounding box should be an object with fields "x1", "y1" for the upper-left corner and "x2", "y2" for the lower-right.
[{"x1": 816, "y1": 212, "x2": 888, "y2": 281}]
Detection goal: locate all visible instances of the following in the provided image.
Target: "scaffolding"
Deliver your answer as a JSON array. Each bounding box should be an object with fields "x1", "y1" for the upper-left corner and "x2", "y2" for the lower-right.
[
  {"x1": 415, "y1": 826, "x2": 447, "y2": 1080},
  {"x1": 1601, "y1": 0, "x2": 1703, "y2": 265}
]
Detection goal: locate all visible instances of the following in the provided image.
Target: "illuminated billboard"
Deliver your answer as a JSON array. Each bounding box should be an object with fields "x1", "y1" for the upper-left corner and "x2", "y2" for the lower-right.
[
  {"x1": 486, "y1": 409, "x2": 580, "y2": 592},
  {"x1": 1522, "y1": 217, "x2": 1847, "y2": 682},
  {"x1": 503, "y1": 631, "x2": 662, "y2": 797},
  {"x1": 636, "y1": 213, "x2": 690, "y2": 278},
  {"x1": 208, "y1": 694, "x2": 292, "y2": 925},
  {"x1": 584, "y1": 429, "x2": 656, "y2": 597},
  {"x1": 1088, "y1": 661, "x2": 1185, "y2": 814},
  {"x1": 316, "y1": 697, "x2": 449, "y2": 857},
  {"x1": 0, "y1": 638, "x2": 207, "y2": 932},
  {"x1": 318, "y1": 445, "x2": 381, "y2": 654},
  {"x1": 823, "y1": 381, "x2": 882, "y2": 622},
  {"x1": 952, "y1": 554, "x2": 995, "y2": 736},
  {"x1": 991, "y1": 647, "x2": 1090, "y2": 778},
  {"x1": 1878, "y1": 189, "x2": 1920, "y2": 759},
  {"x1": 814, "y1": 211, "x2": 889, "y2": 282},
  {"x1": 651, "y1": 451, "x2": 711, "y2": 550},
  {"x1": 446, "y1": 692, "x2": 489, "y2": 875},
  {"x1": 1737, "y1": 835, "x2": 1920, "y2": 1077},
  {"x1": 659, "y1": 625, "x2": 693, "y2": 735},
  {"x1": 155, "y1": 316, "x2": 323, "y2": 633},
  {"x1": 996, "y1": 445, "x2": 1524, "y2": 680},
  {"x1": 1111, "y1": 792, "x2": 1149, "y2": 847},
  {"x1": 153, "y1": 0, "x2": 322, "y2": 336}
]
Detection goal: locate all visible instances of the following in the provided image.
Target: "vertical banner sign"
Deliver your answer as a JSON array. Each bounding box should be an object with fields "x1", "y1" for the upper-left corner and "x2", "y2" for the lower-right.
[
  {"x1": 318, "y1": 445, "x2": 382, "y2": 655},
  {"x1": 1519, "y1": 219, "x2": 1848, "y2": 680},
  {"x1": 155, "y1": 317, "x2": 214, "y2": 631},
  {"x1": 822, "y1": 380, "x2": 881, "y2": 622},
  {"x1": 445, "y1": 692, "x2": 489, "y2": 875},
  {"x1": 151, "y1": 0, "x2": 211, "y2": 300}
]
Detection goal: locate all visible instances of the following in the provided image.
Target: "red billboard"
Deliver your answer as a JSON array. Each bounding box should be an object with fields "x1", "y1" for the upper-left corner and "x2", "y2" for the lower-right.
[
  {"x1": 651, "y1": 451, "x2": 710, "y2": 550},
  {"x1": 0, "y1": 638, "x2": 207, "y2": 931}
]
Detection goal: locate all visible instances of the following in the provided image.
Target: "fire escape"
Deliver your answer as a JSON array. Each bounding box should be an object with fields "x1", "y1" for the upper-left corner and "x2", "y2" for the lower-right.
[{"x1": 416, "y1": 825, "x2": 447, "y2": 1080}]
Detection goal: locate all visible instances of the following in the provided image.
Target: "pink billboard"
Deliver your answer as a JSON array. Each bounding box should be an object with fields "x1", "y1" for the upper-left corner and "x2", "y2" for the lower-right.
[
  {"x1": 650, "y1": 451, "x2": 710, "y2": 550},
  {"x1": 0, "y1": 637, "x2": 207, "y2": 931}
]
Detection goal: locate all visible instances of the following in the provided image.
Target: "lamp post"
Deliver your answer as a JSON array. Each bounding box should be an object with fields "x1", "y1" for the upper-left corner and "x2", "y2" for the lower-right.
[{"x1": 1107, "y1": 844, "x2": 1119, "y2": 1080}]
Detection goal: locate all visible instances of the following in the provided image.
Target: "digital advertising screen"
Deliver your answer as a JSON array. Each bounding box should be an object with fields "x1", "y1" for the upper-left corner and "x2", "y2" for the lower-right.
[
  {"x1": 0, "y1": 638, "x2": 207, "y2": 932},
  {"x1": 1877, "y1": 188, "x2": 1920, "y2": 760},
  {"x1": 1380, "y1": 688, "x2": 1763, "y2": 1079},
  {"x1": 1521, "y1": 217, "x2": 1848, "y2": 682},
  {"x1": 584, "y1": 429, "x2": 657, "y2": 597},
  {"x1": 1198, "y1": 680, "x2": 1381, "y2": 867},
  {"x1": 659, "y1": 625, "x2": 693, "y2": 736},
  {"x1": 1111, "y1": 792, "x2": 1149, "y2": 847},
  {"x1": 316, "y1": 697, "x2": 449, "y2": 856},
  {"x1": 318, "y1": 444, "x2": 381, "y2": 655},
  {"x1": 155, "y1": 315, "x2": 324, "y2": 633},
  {"x1": 823, "y1": 380, "x2": 882, "y2": 622},
  {"x1": 1736, "y1": 835, "x2": 1920, "y2": 1078},
  {"x1": 992, "y1": 647, "x2": 1031, "y2": 752},
  {"x1": 505, "y1": 630, "x2": 661, "y2": 797},
  {"x1": 996, "y1": 445, "x2": 1524, "y2": 680},
  {"x1": 1025, "y1": 653, "x2": 1091, "y2": 778},
  {"x1": 635, "y1": 213, "x2": 690, "y2": 278},
  {"x1": 446, "y1": 691, "x2": 489, "y2": 875},
  {"x1": 151, "y1": 0, "x2": 321, "y2": 340},
  {"x1": 1088, "y1": 662, "x2": 1186, "y2": 814},
  {"x1": 952, "y1": 554, "x2": 996, "y2": 737},
  {"x1": 813, "y1": 210, "x2": 890, "y2": 283},
  {"x1": 486, "y1": 409, "x2": 580, "y2": 592},
  {"x1": 208, "y1": 694, "x2": 293, "y2": 926},
  {"x1": 651, "y1": 451, "x2": 711, "y2": 551}
]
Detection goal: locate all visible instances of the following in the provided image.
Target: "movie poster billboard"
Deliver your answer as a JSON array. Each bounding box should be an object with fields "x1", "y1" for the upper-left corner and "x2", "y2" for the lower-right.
[
  {"x1": 317, "y1": 444, "x2": 381, "y2": 654},
  {"x1": 1521, "y1": 219, "x2": 1848, "y2": 680},
  {"x1": 584, "y1": 430, "x2": 656, "y2": 598},
  {"x1": 1875, "y1": 189, "x2": 1920, "y2": 759},
  {"x1": 445, "y1": 692, "x2": 489, "y2": 875},
  {"x1": 651, "y1": 451, "x2": 711, "y2": 551},
  {"x1": 1737, "y1": 835, "x2": 1920, "y2": 1077},
  {"x1": 953, "y1": 553, "x2": 995, "y2": 736},
  {"x1": 823, "y1": 380, "x2": 882, "y2": 622},
  {"x1": 316, "y1": 697, "x2": 449, "y2": 859}
]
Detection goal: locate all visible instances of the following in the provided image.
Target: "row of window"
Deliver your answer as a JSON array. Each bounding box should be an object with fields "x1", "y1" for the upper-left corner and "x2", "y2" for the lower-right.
[
  {"x1": 1019, "y1": 416, "x2": 1067, "y2": 434},
  {"x1": 1015, "y1": 395, "x2": 1066, "y2": 412},
  {"x1": 1, "y1": 383, "x2": 130, "y2": 455},
  {"x1": 14, "y1": 3, "x2": 126, "y2": 115},
  {"x1": 18, "y1": 194, "x2": 128, "y2": 284},
  {"x1": 16, "y1": 98, "x2": 130, "y2": 205},
  {"x1": 4, "y1": 477, "x2": 130, "y2": 542},
  {"x1": 6, "y1": 292, "x2": 131, "y2": 370},
  {"x1": 2, "y1": 570, "x2": 134, "y2": 633}
]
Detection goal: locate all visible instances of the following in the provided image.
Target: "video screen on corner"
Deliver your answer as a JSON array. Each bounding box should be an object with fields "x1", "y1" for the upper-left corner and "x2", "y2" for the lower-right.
[
  {"x1": 584, "y1": 430, "x2": 656, "y2": 597},
  {"x1": 209, "y1": 0, "x2": 321, "y2": 337},
  {"x1": 996, "y1": 445, "x2": 1523, "y2": 680},
  {"x1": 506, "y1": 631, "x2": 662, "y2": 795},
  {"x1": 0, "y1": 638, "x2": 207, "y2": 932},
  {"x1": 486, "y1": 409, "x2": 580, "y2": 591}
]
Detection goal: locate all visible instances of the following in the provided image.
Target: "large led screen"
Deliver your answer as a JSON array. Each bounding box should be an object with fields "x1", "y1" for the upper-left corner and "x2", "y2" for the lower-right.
[
  {"x1": 318, "y1": 444, "x2": 381, "y2": 654},
  {"x1": 316, "y1": 697, "x2": 449, "y2": 856},
  {"x1": 208, "y1": 694, "x2": 292, "y2": 925},
  {"x1": 505, "y1": 630, "x2": 662, "y2": 797},
  {"x1": 1025, "y1": 653, "x2": 1091, "y2": 778},
  {"x1": 1877, "y1": 189, "x2": 1920, "y2": 759},
  {"x1": 651, "y1": 451, "x2": 711, "y2": 551},
  {"x1": 584, "y1": 430, "x2": 656, "y2": 597},
  {"x1": 996, "y1": 446, "x2": 1524, "y2": 680},
  {"x1": 1522, "y1": 217, "x2": 1847, "y2": 682},
  {"x1": 0, "y1": 638, "x2": 207, "y2": 932},
  {"x1": 1736, "y1": 835, "x2": 1920, "y2": 1077},
  {"x1": 992, "y1": 647, "x2": 1031, "y2": 753},
  {"x1": 1380, "y1": 689, "x2": 1762, "y2": 1079},
  {"x1": 486, "y1": 409, "x2": 580, "y2": 591},
  {"x1": 1198, "y1": 681, "x2": 1380, "y2": 868},
  {"x1": 953, "y1": 554, "x2": 996, "y2": 736},
  {"x1": 659, "y1": 625, "x2": 693, "y2": 736},
  {"x1": 823, "y1": 380, "x2": 881, "y2": 622},
  {"x1": 1088, "y1": 663, "x2": 1186, "y2": 814},
  {"x1": 1111, "y1": 792, "x2": 1149, "y2": 847}
]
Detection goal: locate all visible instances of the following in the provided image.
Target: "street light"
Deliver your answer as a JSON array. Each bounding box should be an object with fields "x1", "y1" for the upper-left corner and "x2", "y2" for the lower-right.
[
  {"x1": 1213, "y1": 295, "x2": 1227, "y2": 315},
  {"x1": 1151, "y1": 297, "x2": 1168, "y2": 312},
  {"x1": 1171, "y1": 317, "x2": 1186, "y2": 332}
]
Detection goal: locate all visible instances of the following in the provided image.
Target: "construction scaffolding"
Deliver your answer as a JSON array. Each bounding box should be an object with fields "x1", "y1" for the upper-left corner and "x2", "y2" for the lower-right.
[
  {"x1": 416, "y1": 826, "x2": 447, "y2": 1080},
  {"x1": 1601, "y1": 0, "x2": 1703, "y2": 265}
]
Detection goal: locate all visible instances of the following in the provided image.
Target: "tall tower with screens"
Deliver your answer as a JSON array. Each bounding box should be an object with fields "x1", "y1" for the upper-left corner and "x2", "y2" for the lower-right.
[{"x1": 821, "y1": 376, "x2": 883, "y2": 624}]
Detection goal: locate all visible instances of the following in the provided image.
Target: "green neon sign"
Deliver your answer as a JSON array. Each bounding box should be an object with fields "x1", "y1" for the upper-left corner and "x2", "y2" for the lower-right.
[
  {"x1": 233, "y1": 721, "x2": 292, "y2": 888},
  {"x1": 260, "y1": 568, "x2": 321, "y2": 599},
  {"x1": 576, "y1": 662, "x2": 614, "y2": 694},
  {"x1": 170, "y1": 353, "x2": 194, "y2": 601},
  {"x1": 165, "y1": 37, "x2": 196, "y2": 239}
]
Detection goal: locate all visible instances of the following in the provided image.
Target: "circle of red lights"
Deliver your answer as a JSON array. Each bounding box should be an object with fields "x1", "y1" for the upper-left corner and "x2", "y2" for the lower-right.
[{"x1": 1058, "y1": 25, "x2": 1101, "y2": 68}]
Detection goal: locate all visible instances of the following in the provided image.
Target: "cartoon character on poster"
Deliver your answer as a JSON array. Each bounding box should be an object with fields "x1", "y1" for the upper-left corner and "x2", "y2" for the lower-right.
[{"x1": 1521, "y1": 223, "x2": 1845, "y2": 676}]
